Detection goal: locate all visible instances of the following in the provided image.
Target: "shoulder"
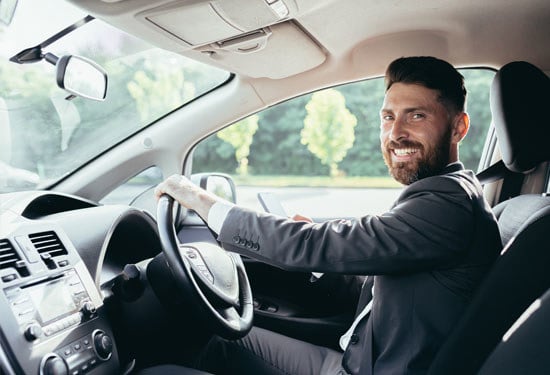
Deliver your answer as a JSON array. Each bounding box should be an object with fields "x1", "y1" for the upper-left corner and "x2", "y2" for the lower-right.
[
  {"x1": 405, "y1": 169, "x2": 481, "y2": 195},
  {"x1": 398, "y1": 168, "x2": 482, "y2": 204}
]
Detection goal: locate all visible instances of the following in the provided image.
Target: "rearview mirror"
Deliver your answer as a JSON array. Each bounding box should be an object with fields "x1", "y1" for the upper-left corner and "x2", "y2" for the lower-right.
[
  {"x1": 56, "y1": 55, "x2": 108, "y2": 101},
  {"x1": 9, "y1": 16, "x2": 106, "y2": 101},
  {"x1": 191, "y1": 173, "x2": 237, "y2": 203}
]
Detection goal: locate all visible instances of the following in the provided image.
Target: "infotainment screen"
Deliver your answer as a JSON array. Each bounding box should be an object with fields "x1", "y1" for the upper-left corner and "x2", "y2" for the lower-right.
[{"x1": 26, "y1": 277, "x2": 77, "y2": 324}]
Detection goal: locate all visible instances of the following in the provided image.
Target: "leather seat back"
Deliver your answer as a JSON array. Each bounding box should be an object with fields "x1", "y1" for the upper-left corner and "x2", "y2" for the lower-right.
[{"x1": 478, "y1": 286, "x2": 550, "y2": 374}]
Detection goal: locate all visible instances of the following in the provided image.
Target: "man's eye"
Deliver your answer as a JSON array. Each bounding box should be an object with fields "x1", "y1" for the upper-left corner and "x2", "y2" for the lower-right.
[
  {"x1": 412, "y1": 113, "x2": 425, "y2": 119},
  {"x1": 382, "y1": 115, "x2": 393, "y2": 121}
]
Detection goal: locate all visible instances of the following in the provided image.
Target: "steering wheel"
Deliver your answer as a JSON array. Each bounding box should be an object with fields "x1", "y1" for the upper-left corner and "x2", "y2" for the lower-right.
[{"x1": 156, "y1": 194, "x2": 253, "y2": 339}]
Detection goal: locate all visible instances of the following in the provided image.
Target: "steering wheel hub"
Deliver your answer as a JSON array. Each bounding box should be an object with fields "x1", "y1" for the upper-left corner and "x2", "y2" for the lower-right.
[{"x1": 180, "y1": 243, "x2": 240, "y2": 306}]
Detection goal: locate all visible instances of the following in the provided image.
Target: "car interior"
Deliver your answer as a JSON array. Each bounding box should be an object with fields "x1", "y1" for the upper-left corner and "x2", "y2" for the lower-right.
[{"x1": 1, "y1": 0, "x2": 549, "y2": 374}]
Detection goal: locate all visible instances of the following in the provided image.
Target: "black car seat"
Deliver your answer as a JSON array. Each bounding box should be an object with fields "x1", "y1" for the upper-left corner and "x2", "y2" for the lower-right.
[
  {"x1": 428, "y1": 61, "x2": 550, "y2": 374},
  {"x1": 477, "y1": 286, "x2": 550, "y2": 374}
]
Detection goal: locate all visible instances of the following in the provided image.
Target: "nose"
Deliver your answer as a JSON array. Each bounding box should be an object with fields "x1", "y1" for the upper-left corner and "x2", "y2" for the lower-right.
[{"x1": 389, "y1": 116, "x2": 408, "y2": 142}]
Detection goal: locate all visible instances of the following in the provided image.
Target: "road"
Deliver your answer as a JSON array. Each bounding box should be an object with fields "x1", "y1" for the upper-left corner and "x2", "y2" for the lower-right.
[
  {"x1": 103, "y1": 183, "x2": 403, "y2": 219},
  {"x1": 236, "y1": 186, "x2": 402, "y2": 218}
]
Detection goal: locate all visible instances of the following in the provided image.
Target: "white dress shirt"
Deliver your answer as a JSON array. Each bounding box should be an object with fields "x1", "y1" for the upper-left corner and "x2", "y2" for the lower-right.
[{"x1": 207, "y1": 201, "x2": 235, "y2": 234}]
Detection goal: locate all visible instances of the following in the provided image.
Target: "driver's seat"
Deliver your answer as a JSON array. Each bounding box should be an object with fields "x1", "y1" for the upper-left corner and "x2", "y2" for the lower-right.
[{"x1": 428, "y1": 61, "x2": 550, "y2": 374}]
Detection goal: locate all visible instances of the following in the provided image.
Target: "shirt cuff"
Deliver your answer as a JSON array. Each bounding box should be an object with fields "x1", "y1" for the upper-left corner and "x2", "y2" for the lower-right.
[{"x1": 207, "y1": 201, "x2": 235, "y2": 234}]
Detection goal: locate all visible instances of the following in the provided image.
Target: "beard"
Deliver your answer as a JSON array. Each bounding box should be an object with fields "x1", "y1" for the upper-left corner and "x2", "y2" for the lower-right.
[{"x1": 382, "y1": 126, "x2": 452, "y2": 185}]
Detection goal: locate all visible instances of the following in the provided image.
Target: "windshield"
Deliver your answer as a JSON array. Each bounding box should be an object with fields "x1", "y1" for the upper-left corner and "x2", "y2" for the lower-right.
[{"x1": 0, "y1": 0, "x2": 230, "y2": 193}]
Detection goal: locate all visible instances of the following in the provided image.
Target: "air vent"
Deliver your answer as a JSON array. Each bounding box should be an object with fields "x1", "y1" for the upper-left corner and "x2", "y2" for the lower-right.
[
  {"x1": 29, "y1": 231, "x2": 68, "y2": 260},
  {"x1": 0, "y1": 239, "x2": 28, "y2": 278},
  {"x1": 0, "y1": 239, "x2": 21, "y2": 271}
]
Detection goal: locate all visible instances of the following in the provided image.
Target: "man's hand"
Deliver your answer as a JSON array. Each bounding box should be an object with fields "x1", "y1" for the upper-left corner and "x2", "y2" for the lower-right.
[
  {"x1": 154, "y1": 174, "x2": 220, "y2": 221},
  {"x1": 291, "y1": 214, "x2": 313, "y2": 223}
]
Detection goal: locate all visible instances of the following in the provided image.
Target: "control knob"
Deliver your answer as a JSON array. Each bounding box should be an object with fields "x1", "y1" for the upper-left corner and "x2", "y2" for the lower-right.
[
  {"x1": 24, "y1": 323, "x2": 42, "y2": 341},
  {"x1": 80, "y1": 301, "x2": 96, "y2": 318},
  {"x1": 93, "y1": 330, "x2": 113, "y2": 360},
  {"x1": 40, "y1": 354, "x2": 68, "y2": 375}
]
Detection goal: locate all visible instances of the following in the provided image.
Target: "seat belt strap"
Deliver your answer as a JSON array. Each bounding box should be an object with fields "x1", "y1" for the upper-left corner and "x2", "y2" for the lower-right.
[{"x1": 476, "y1": 160, "x2": 525, "y2": 201}]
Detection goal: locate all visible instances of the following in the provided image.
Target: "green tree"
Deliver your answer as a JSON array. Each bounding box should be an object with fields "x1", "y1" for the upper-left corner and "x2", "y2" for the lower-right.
[
  {"x1": 193, "y1": 71, "x2": 494, "y2": 179},
  {"x1": 127, "y1": 60, "x2": 195, "y2": 122},
  {"x1": 217, "y1": 115, "x2": 259, "y2": 175},
  {"x1": 461, "y1": 69, "x2": 495, "y2": 171},
  {"x1": 338, "y1": 79, "x2": 387, "y2": 176},
  {"x1": 301, "y1": 89, "x2": 357, "y2": 177}
]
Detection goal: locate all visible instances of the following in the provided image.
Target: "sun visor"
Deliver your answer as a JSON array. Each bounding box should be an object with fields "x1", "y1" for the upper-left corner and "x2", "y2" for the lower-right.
[
  {"x1": 142, "y1": 0, "x2": 298, "y2": 47},
  {"x1": 196, "y1": 21, "x2": 326, "y2": 79},
  {"x1": 138, "y1": 0, "x2": 324, "y2": 79}
]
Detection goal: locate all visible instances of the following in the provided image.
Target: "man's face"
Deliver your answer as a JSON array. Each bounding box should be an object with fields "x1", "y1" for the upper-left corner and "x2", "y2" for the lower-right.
[{"x1": 379, "y1": 82, "x2": 456, "y2": 185}]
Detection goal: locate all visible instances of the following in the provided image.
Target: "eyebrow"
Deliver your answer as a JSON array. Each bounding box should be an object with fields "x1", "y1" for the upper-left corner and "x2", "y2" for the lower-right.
[{"x1": 380, "y1": 106, "x2": 432, "y2": 114}]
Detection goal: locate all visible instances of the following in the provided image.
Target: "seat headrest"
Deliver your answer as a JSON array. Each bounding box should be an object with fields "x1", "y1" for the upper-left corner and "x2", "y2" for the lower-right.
[{"x1": 490, "y1": 61, "x2": 550, "y2": 173}]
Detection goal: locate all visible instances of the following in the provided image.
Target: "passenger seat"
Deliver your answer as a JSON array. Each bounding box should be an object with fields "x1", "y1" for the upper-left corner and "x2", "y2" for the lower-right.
[{"x1": 428, "y1": 61, "x2": 550, "y2": 374}]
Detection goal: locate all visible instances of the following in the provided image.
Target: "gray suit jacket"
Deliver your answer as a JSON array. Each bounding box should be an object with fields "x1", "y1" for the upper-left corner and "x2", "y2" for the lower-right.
[{"x1": 217, "y1": 163, "x2": 501, "y2": 374}]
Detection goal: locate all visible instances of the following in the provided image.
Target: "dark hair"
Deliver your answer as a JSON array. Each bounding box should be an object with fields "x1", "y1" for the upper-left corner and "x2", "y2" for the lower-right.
[{"x1": 385, "y1": 56, "x2": 467, "y2": 114}]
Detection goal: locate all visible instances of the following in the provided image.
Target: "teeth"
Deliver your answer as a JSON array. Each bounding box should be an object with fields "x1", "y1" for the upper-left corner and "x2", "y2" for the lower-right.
[{"x1": 394, "y1": 148, "x2": 419, "y2": 156}]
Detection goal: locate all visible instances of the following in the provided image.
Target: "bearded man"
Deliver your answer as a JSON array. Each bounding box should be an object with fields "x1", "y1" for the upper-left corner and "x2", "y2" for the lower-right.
[{"x1": 153, "y1": 56, "x2": 502, "y2": 375}]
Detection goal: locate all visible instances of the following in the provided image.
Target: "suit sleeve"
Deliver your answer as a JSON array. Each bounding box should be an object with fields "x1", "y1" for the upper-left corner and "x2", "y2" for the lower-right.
[{"x1": 217, "y1": 176, "x2": 476, "y2": 275}]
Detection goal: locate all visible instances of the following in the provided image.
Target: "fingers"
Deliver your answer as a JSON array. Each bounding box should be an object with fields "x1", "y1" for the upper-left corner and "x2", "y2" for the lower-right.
[
  {"x1": 292, "y1": 214, "x2": 313, "y2": 223},
  {"x1": 154, "y1": 174, "x2": 189, "y2": 201}
]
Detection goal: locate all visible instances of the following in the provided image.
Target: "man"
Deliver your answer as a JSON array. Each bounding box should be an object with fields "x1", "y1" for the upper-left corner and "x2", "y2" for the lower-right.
[{"x1": 154, "y1": 56, "x2": 501, "y2": 374}]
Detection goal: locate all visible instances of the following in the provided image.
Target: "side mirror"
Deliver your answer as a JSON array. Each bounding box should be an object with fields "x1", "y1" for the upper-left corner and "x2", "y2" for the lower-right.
[
  {"x1": 55, "y1": 55, "x2": 108, "y2": 101},
  {"x1": 191, "y1": 173, "x2": 237, "y2": 203}
]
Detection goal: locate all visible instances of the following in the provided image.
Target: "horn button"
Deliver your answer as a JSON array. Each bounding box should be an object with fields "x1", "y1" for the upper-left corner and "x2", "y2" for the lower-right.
[{"x1": 180, "y1": 242, "x2": 239, "y2": 306}]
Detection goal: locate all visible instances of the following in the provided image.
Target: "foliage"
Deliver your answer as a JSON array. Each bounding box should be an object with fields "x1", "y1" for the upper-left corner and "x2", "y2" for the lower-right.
[
  {"x1": 0, "y1": 29, "x2": 231, "y2": 188},
  {"x1": 217, "y1": 115, "x2": 259, "y2": 175},
  {"x1": 127, "y1": 57, "x2": 196, "y2": 122},
  {"x1": 301, "y1": 89, "x2": 357, "y2": 176},
  {"x1": 193, "y1": 70, "x2": 495, "y2": 182}
]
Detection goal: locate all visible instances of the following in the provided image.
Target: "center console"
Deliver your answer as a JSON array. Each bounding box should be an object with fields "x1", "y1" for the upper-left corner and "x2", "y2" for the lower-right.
[{"x1": 0, "y1": 228, "x2": 119, "y2": 375}]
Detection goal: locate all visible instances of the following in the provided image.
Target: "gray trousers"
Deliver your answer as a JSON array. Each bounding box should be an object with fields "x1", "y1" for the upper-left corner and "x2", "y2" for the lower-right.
[{"x1": 195, "y1": 326, "x2": 347, "y2": 375}]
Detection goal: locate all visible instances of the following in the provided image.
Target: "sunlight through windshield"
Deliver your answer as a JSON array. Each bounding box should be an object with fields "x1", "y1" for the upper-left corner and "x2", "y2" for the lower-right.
[{"x1": 0, "y1": 0, "x2": 229, "y2": 192}]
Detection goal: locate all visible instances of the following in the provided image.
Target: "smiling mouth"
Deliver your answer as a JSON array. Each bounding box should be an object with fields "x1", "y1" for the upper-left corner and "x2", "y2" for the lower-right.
[
  {"x1": 390, "y1": 148, "x2": 421, "y2": 164},
  {"x1": 393, "y1": 148, "x2": 419, "y2": 157}
]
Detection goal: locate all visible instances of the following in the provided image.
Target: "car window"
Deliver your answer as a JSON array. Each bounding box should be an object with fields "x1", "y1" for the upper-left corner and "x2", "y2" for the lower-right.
[
  {"x1": 101, "y1": 166, "x2": 163, "y2": 205},
  {"x1": 0, "y1": 0, "x2": 230, "y2": 193},
  {"x1": 192, "y1": 69, "x2": 495, "y2": 218}
]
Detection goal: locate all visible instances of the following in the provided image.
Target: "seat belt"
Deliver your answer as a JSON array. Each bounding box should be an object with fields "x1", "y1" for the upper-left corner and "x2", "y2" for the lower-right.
[
  {"x1": 476, "y1": 160, "x2": 525, "y2": 202},
  {"x1": 476, "y1": 160, "x2": 508, "y2": 185}
]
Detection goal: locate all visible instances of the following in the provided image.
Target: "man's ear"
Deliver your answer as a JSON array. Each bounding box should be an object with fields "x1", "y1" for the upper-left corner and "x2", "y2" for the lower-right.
[{"x1": 452, "y1": 112, "x2": 470, "y2": 143}]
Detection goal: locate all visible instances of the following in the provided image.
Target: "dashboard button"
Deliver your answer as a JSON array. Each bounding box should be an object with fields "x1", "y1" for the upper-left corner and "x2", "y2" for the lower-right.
[{"x1": 1, "y1": 274, "x2": 17, "y2": 282}]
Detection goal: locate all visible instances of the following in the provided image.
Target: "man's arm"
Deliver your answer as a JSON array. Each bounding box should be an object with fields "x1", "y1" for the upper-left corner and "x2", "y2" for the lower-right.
[
  {"x1": 155, "y1": 173, "x2": 476, "y2": 275},
  {"x1": 216, "y1": 176, "x2": 476, "y2": 275}
]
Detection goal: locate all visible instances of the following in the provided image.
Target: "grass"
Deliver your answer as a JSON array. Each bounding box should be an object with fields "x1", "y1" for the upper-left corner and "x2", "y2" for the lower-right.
[{"x1": 233, "y1": 174, "x2": 401, "y2": 188}]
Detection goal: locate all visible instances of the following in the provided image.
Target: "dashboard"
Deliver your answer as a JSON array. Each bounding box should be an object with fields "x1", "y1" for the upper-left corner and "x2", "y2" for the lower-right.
[{"x1": 0, "y1": 191, "x2": 162, "y2": 375}]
